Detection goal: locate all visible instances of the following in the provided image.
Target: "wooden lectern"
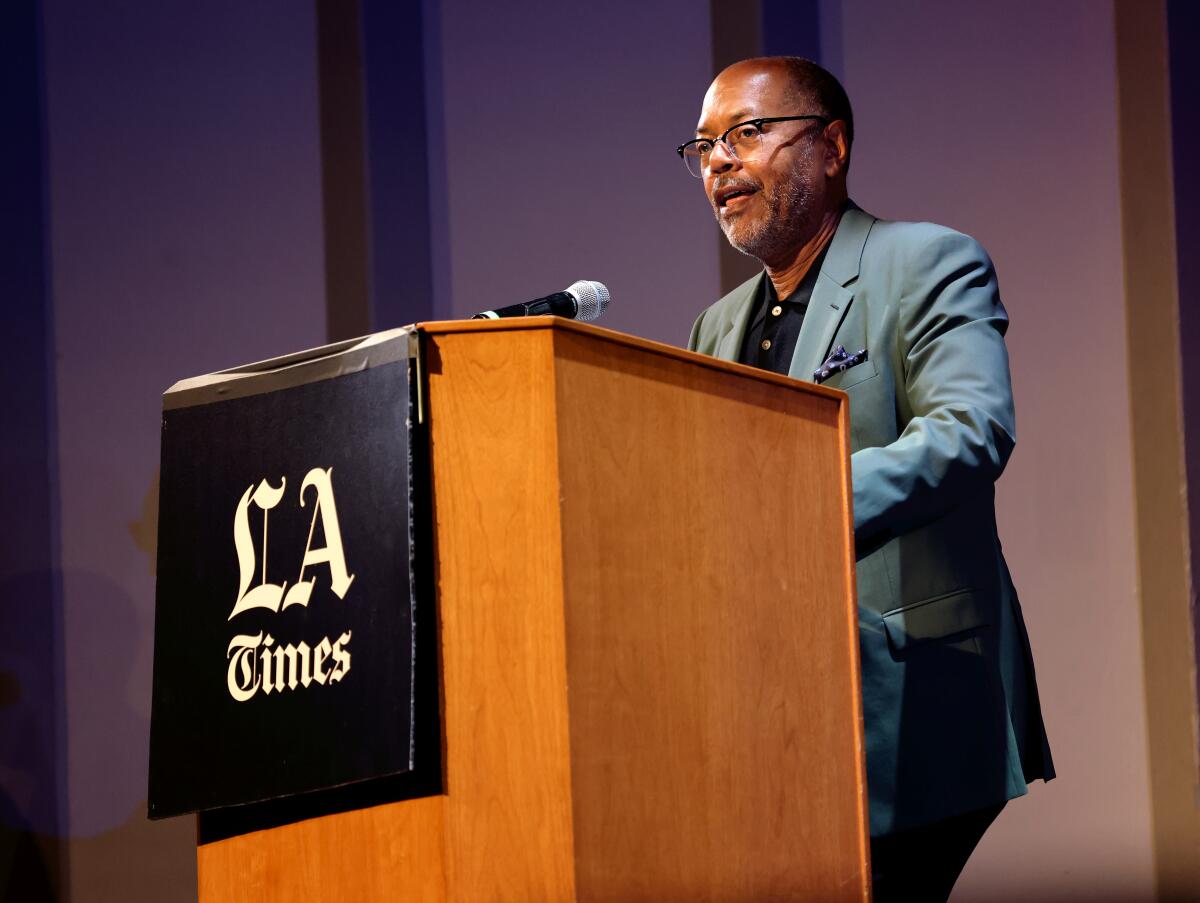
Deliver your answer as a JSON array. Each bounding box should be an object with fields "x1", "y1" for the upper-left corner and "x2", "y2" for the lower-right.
[{"x1": 195, "y1": 318, "x2": 869, "y2": 901}]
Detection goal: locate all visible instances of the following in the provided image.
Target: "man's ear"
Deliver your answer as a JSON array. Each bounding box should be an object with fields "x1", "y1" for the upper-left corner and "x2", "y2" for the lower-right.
[{"x1": 824, "y1": 120, "x2": 850, "y2": 178}]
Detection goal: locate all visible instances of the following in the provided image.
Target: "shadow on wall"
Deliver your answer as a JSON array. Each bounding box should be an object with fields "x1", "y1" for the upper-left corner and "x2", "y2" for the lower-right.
[
  {"x1": 0, "y1": 569, "x2": 65, "y2": 900},
  {"x1": 0, "y1": 809, "x2": 58, "y2": 901},
  {"x1": 0, "y1": 564, "x2": 195, "y2": 902}
]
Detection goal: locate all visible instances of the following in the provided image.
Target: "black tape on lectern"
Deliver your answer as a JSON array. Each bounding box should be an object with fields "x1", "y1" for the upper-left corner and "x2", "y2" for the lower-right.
[{"x1": 148, "y1": 329, "x2": 421, "y2": 818}]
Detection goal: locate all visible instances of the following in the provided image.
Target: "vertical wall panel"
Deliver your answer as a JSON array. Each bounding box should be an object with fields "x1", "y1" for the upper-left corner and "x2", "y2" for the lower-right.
[
  {"x1": 708, "y1": 0, "x2": 764, "y2": 295},
  {"x1": 1129, "y1": 0, "x2": 1200, "y2": 896},
  {"x1": 0, "y1": 1, "x2": 66, "y2": 898},
  {"x1": 362, "y1": 0, "x2": 436, "y2": 329},
  {"x1": 760, "y1": 0, "x2": 822, "y2": 61},
  {"x1": 316, "y1": 0, "x2": 371, "y2": 341},
  {"x1": 1166, "y1": 0, "x2": 1200, "y2": 744}
]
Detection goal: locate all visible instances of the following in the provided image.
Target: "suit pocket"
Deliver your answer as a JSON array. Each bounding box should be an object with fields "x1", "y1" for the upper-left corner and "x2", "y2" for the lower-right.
[
  {"x1": 820, "y1": 357, "x2": 877, "y2": 391},
  {"x1": 820, "y1": 298, "x2": 876, "y2": 390},
  {"x1": 881, "y1": 588, "x2": 988, "y2": 652}
]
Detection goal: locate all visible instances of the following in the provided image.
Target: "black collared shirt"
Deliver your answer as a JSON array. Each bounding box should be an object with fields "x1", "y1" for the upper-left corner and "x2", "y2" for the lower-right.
[{"x1": 737, "y1": 243, "x2": 830, "y2": 375}]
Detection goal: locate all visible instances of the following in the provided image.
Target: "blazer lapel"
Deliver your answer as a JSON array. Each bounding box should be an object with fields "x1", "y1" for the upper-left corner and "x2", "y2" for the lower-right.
[
  {"x1": 788, "y1": 204, "x2": 876, "y2": 382},
  {"x1": 715, "y1": 274, "x2": 762, "y2": 362}
]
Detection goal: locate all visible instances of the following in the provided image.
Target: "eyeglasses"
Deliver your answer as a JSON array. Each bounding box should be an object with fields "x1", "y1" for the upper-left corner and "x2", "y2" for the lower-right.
[{"x1": 676, "y1": 115, "x2": 829, "y2": 178}]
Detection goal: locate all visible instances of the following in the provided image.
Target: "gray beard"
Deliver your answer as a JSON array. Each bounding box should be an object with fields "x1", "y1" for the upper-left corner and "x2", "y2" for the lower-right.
[{"x1": 718, "y1": 160, "x2": 820, "y2": 265}]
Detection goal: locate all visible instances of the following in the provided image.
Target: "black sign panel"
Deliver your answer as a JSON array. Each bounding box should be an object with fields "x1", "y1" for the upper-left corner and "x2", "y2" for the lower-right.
[{"x1": 149, "y1": 357, "x2": 416, "y2": 817}]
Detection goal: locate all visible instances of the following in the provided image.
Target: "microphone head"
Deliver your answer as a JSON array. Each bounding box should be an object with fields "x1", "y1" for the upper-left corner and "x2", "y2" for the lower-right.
[{"x1": 565, "y1": 280, "x2": 610, "y2": 322}]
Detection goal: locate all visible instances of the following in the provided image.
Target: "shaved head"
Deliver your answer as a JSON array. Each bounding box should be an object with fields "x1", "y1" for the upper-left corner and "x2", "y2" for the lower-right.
[{"x1": 716, "y1": 57, "x2": 854, "y2": 159}]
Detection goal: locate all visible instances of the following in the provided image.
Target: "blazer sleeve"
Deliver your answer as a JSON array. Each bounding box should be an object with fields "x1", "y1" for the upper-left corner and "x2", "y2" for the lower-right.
[
  {"x1": 851, "y1": 229, "x2": 1016, "y2": 550},
  {"x1": 687, "y1": 308, "x2": 707, "y2": 352}
]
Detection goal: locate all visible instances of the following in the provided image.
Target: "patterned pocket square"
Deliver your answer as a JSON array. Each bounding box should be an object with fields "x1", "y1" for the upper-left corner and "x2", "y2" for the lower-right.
[{"x1": 814, "y1": 345, "x2": 869, "y2": 384}]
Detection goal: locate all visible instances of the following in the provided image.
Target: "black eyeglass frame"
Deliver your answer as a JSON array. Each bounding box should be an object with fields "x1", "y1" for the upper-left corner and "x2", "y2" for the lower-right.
[{"x1": 676, "y1": 115, "x2": 830, "y2": 174}]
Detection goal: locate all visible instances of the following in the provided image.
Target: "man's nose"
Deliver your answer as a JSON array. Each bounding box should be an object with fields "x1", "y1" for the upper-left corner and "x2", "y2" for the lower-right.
[{"x1": 707, "y1": 139, "x2": 740, "y2": 174}]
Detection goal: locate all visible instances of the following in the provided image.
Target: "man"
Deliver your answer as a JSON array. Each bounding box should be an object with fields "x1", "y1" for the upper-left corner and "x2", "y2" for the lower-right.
[{"x1": 683, "y1": 57, "x2": 1054, "y2": 901}]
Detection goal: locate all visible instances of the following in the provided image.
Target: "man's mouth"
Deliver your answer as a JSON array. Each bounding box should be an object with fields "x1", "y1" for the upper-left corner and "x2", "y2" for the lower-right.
[{"x1": 714, "y1": 182, "x2": 759, "y2": 212}]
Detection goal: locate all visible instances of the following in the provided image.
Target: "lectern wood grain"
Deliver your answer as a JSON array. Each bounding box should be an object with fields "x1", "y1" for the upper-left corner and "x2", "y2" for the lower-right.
[
  {"x1": 429, "y1": 328, "x2": 579, "y2": 900},
  {"x1": 551, "y1": 328, "x2": 867, "y2": 900},
  {"x1": 196, "y1": 319, "x2": 868, "y2": 902},
  {"x1": 197, "y1": 796, "x2": 446, "y2": 901}
]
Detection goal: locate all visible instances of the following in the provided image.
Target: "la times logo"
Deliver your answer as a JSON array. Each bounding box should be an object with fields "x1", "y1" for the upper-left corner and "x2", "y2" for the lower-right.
[{"x1": 225, "y1": 467, "x2": 354, "y2": 702}]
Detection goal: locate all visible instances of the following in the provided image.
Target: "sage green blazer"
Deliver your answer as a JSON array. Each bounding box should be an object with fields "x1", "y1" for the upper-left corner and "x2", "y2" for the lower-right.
[{"x1": 688, "y1": 203, "x2": 1054, "y2": 835}]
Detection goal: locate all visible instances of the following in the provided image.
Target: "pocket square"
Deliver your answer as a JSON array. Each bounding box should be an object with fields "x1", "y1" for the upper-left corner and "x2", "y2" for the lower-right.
[{"x1": 814, "y1": 346, "x2": 868, "y2": 384}]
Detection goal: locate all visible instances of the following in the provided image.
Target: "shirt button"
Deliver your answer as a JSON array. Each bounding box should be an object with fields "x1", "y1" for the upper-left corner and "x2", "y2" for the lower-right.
[
  {"x1": 761, "y1": 339, "x2": 772, "y2": 351},
  {"x1": 771, "y1": 305, "x2": 783, "y2": 316}
]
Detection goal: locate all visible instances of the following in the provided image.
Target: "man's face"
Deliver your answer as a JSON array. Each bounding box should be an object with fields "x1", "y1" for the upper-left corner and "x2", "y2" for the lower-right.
[{"x1": 695, "y1": 64, "x2": 830, "y2": 264}]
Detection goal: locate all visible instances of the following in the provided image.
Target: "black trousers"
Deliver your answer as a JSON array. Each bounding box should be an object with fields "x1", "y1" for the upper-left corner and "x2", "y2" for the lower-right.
[{"x1": 869, "y1": 802, "x2": 1005, "y2": 902}]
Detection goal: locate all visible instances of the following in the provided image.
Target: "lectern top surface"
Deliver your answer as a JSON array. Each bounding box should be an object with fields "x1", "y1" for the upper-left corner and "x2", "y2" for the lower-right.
[
  {"x1": 161, "y1": 317, "x2": 847, "y2": 414},
  {"x1": 417, "y1": 316, "x2": 848, "y2": 403}
]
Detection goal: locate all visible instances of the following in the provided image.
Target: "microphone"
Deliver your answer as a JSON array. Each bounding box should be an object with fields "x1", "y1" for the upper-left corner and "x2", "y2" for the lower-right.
[{"x1": 472, "y1": 280, "x2": 610, "y2": 322}]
